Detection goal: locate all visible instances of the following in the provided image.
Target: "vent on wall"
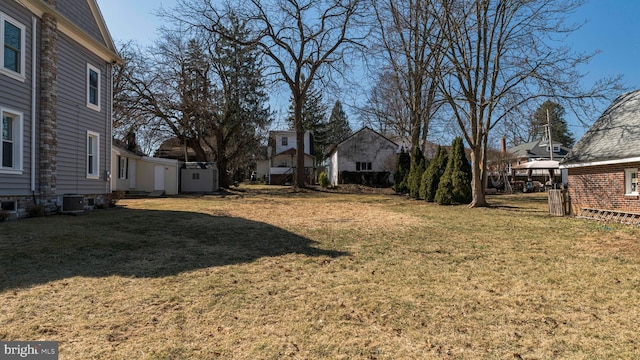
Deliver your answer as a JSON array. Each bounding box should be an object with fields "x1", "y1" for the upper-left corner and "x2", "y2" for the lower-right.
[{"x1": 62, "y1": 195, "x2": 85, "y2": 213}]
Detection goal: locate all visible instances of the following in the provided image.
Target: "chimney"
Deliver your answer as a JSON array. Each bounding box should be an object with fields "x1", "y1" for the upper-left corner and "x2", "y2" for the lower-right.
[
  {"x1": 125, "y1": 131, "x2": 137, "y2": 151},
  {"x1": 501, "y1": 136, "x2": 506, "y2": 154}
]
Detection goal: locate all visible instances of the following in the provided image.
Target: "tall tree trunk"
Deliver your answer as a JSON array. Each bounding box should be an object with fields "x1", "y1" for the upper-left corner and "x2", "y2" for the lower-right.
[
  {"x1": 469, "y1": 146, "x2": 487, "y2": 207},
  {"x1": 216, "y1": 131, "x2": 231, "y2": 188},
  {"x1": 294, "y1": 94, "x2": 306, "y2": 188}
]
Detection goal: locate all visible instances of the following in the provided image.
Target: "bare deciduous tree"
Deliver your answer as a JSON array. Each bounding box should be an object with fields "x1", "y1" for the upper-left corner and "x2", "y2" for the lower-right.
[
  {"x1": 370, "y1": 0, "x2": 445, "y2": 155},
  {"x1": 171, "y1": 0, "x2": 366, "y2": 187},
  {"x1": 437, "y1": 0, "x2": 622, "y2": 207},
  {"x1": 114, "y1": 23, "x2": 271, "y2": 188}
]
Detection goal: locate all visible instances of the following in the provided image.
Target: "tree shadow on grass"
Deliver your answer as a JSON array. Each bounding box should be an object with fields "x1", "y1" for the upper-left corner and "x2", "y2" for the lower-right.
[{"x1": 0, "y1": 208, "x2": 348, "y2": 291}]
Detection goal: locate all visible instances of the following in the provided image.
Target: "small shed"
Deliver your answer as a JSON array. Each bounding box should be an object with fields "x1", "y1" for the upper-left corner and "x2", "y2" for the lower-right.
[{"x1": 181, "y1": 162, "x2": 219, "y2": 193}]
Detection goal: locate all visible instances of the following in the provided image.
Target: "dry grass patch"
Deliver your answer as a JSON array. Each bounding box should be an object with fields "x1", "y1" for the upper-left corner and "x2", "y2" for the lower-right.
[{"x1": 1, "y1": 188, "x2": 640, "y2": 359}]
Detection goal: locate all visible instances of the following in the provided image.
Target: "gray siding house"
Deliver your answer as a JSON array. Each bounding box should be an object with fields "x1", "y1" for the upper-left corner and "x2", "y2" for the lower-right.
[{"x1": 0, "y1": 0, "x2": 120, "y2": 218}]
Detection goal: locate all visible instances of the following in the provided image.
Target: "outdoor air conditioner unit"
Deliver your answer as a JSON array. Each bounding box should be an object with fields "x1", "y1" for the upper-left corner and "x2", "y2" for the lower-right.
[{"x1": 62, "y1": 195, "x2": 85, "y2": 213}]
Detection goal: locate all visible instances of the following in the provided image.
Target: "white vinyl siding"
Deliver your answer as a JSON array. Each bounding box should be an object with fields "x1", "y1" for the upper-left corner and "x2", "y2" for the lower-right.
[
  {"x1": 87, "y1": 131, "x2": 99, "y2": 178},
  {"x1": 0, "y1": 108, "x2": 23, "y2": 173},
  {"x1": 0, "y1": 12, "x2": 26, "y2": 81},
  {"x1": 86, "y1": 63, "x2": 100, "y2": 111}
]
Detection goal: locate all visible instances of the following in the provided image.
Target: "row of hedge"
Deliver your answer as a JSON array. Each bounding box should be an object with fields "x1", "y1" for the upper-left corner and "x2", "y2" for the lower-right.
[{"x1": 339, "y1": 171, "x2": 391, "y2": 187}]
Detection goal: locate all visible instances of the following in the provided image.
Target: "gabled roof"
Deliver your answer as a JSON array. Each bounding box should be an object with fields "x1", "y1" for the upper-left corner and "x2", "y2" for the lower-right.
[
  {"x1": 561, "y1": 90, "x2": 640, "y2": 167},
  {"x1": 327, "y1": 126, "x2": 398, "y2": 156},
  {"x1": 112, "y1": 138, "x2": 146, "y2": 158},
  {"x1": 17, "y1": 0, "x2": 121, "y2": 63},
  {"x1": 508, "y1": 140, "x2": 570, "y2": 159},
  {"x1": 272, "y1": 147, "x2": 314, "y2": 158}
]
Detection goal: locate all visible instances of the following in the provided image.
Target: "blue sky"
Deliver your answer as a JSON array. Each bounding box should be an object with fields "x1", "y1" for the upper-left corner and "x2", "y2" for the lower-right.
[{"x1": 97, "y1": 0, "x2": 640, "y2": 140}]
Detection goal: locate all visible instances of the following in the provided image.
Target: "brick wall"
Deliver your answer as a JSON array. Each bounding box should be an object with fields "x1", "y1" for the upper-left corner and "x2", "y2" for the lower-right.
[{"x1": 567, "y1": 162, "x2": 640, "y2": 214}]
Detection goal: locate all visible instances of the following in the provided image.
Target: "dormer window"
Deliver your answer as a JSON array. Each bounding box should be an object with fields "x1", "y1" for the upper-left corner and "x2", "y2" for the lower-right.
[{"x1": 546, "y1": 144, "x2": 560, "y2": 153}]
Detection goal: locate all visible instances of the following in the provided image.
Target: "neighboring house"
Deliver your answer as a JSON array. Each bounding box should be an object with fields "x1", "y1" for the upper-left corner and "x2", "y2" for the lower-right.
[
  {"x1": 0, "y1": 0, "x2": 120, "y2": 218},
  {"x1": 508, "y1": 139, "x2": 570, "y2": 166},
  {"x1": 560, "y1": 90, "x2": 640, "y2": 215},
  {"x1": 154, "y1": 137, "x2": 214, "y2": 162},
  {"x1": 507, "y1": 139, "x2": 570, "y2": 184},
  {"x1": 326, "y1": 127, "x2": 398, "y2": 186},
  {"x1": 267, "y1": 130, "x2": 315, "y2": 185},
  {"x1": 111, "y1": 139, "x2": 180, "y2": 196}
]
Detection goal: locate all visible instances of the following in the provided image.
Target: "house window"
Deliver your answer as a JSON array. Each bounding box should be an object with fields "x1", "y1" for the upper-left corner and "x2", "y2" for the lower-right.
[
  {"x1": 280, "y1": 160, "x2": 288, "y2": 167},
  {"x1": 192, "y1": 173, "x2": 200, "y2": 180},
  {"x1": 624, "y1": 168, "x2": 638, "y2": 196},
  {"x1": 281, "y1": 136, "x2": 288, "y2": 146},
  {"x1": 1, "y1": 108, "x2": 22, "y2": 172},
  {"x1": 1, "y1": 13, "x2": 26, "y2": 81},
  {"x1": 87, "y1": 64, "x2": 101, "y2": 111},
  {"x1": 87, "y1": 131, "x2": 99, "y2": 178},
  {"x1": 1, "y1": 200, "x2": 16, "y2": 212},
  {"x1": 356, "y1": 162, "x2": 372, "y2": 171},
  {"x1": 118, "y1": 156, "x2": 128, "y2": 179}
]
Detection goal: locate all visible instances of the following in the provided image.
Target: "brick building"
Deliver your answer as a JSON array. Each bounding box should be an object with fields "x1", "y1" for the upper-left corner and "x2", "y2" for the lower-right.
[{"x1": 560, "y1": 90, "x2": 640, "y2": 215}]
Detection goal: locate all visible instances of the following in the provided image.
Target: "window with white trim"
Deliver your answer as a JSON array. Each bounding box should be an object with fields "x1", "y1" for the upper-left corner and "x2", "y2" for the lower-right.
[
  {"x1": 117, "y1": 155, "x2": 128, "y2": 179},
  {"x1": 356, "y1": 161, "x2": 372, "y2": 171},
  {"x1": 624, "y1": 168, "x2": 638, "y2": 196},
  {"x1": 87, "y1": 64, "x2": 101, "y2": 111},
  {"x1": 281, "y1": 136, "x2": 288, "y2": 146},
  {"x1": 0, "y1": 13, "x2": 26, "y2": 81},
  {"x1": 1, "y1": 108, "x2": 23, "y2": 172},
  {"x1": 87, "y1": 131, "x2": 99, "y2": 178}
]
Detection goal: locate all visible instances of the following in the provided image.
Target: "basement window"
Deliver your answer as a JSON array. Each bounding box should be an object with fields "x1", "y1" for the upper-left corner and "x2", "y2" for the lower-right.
[
  {"x1": 624, "y1": 168, "x2": 638, "y2": 196},
  {"x1": 1, "y1": 200, "x2": 16, "y2": 212}
]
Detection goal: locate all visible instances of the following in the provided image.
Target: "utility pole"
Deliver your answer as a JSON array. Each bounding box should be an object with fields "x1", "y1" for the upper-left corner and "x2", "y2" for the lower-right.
[{"x1": 547, "y1": 108, "x2": 553, "y2": 161}]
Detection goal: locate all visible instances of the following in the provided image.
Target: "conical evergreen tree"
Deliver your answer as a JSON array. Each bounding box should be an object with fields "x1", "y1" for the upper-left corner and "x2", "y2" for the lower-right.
[
  {"x1": 326, "y1": 100, "x2": 352, "y2": 147},
  {"x1": 394, "y1": 148, "x2": 411, "y2": 193},
  {"x1": 420, "y1": 145, "x2": 448, "y2": 202},
  {"x1": 407, "y1": 147, "x2": 427, "y2": 199},
  {"x1": 436, "y1": 137, "x2": 472, "y2": 205}
]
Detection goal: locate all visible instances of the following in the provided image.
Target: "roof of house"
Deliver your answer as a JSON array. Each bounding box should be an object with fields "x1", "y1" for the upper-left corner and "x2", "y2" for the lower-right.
[
  {"x1": 508, "y1": 140, "x2": 570, "y2": 160},
  {"x1": 327, "y1": 126, "x2": 398, "y2": 156},
  {"x1": 112, "y1": 138, "x2": 146, "y2": 158},
  {"x1": 273, "y1": 148, "x2": 314, "y2": 158},
  {"x1": 561, "y1": 90, "x2": 640, "y2": 166},
  {"x1": 22, "y1": 0, "x2": 121, "y2": 63}
]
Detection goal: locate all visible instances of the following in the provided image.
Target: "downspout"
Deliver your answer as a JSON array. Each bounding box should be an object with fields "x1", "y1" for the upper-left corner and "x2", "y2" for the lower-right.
[
  {"x1": 107, "y1": 62, "x2": 112, "y2": 194},
  {"x1": 31, "y1": 16, "x2": 37, "y2": 193}
]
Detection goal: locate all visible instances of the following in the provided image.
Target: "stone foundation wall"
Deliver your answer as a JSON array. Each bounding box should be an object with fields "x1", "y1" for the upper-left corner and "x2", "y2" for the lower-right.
[{"x1": 0, "y1": 194, "x2": 111, "y2": 220}]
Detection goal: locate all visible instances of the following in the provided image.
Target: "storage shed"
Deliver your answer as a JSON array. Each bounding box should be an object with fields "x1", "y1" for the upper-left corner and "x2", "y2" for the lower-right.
[{"x1": 181, "y1": 162, "x2": 219, "y2": 193}]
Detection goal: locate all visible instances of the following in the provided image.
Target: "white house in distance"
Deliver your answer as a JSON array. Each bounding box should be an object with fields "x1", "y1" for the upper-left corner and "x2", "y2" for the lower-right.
[
  {"x1": 326, "y1": 127, "x2": 398, "y2": 186},
  {"x1": 264, "y1": 130, "x2": 315, "y2": 185},
  {"x1": 111, "y1": 139, "x2": 180, "y2": 196}
]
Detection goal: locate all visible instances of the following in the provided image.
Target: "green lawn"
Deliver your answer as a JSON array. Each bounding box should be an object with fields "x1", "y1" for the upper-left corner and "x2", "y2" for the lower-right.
[{"x1": 1, "y1": 188, "x2": 639, "y2": 359}]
